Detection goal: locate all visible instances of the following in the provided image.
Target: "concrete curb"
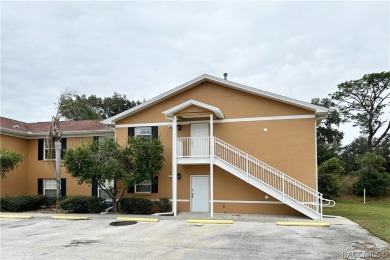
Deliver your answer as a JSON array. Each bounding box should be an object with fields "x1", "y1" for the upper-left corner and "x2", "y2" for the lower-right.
[
  {"x1": 276, "y1": 222, "x2": 330, "y2": 227},
  {"x1": 51, "y1": 216, "x2": 91, "y2": 220},
  {"x1": 117, "y1": 217, "x2": 159, "y2": 222},
  {"x1": 0, "y1": 215, "x2": 33, "y2": 219},
  {"x1": 187, "y1": 219, "x2": 234, "y2": 224}
]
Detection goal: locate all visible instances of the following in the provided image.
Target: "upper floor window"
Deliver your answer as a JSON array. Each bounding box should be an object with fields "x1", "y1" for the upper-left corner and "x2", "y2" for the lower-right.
[
  {"x1": 44, "y1": 139, "x2": 55, "y2": 160},
  {"x1": 38, "y1": 138, "x2": 67, "y2": 161},
  {"x1": 135, "y1": 127, "x2": 152, "y2": 139}
]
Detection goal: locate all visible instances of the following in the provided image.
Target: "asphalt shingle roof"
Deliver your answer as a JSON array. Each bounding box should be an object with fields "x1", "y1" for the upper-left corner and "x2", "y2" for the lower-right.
[{"x1": 0, "y1": 117, "x2": 111, "y2": 134}]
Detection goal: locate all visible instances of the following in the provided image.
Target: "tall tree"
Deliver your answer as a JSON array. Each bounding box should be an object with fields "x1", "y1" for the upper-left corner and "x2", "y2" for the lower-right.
[
  {"x1": 59, "y1": 92, "x2": 141, "y2": 120},
  {"x1": 59, "y1": 94, "x2": 101, "y2": 120},
  {"x1": 311, "y1": 97, "x2": 344, "y2": 146},
  {"x1": 48, "y1": 91, "x2": 73, "y2": 208},
  {"x1": 340, "y1": 136, "x2": 369, "y2": 174},
  {"x1": 311, "y1": 98, "x2": 343, "y2": 165},
  {"x1": 373, "y1": 134, "x2": 390, "y2": 173},
  {"x1": 331, "y1": 71, "x2": 390, "y2": 150},
  {"x1": 48, "y1": 90, "x2": 96, "y2": 208},
  {"x1": 0, "y1": 147, "x2": 23, "y2": 178}
]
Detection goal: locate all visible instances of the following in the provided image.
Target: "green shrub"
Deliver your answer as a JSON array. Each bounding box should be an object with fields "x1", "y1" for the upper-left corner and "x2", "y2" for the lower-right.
[
  {"x1": 154, "y1": 197, "x2": 171, "y2": 212},
  {"x1": 318, "y1": 158, "x2": 344, "y2": 198},
  {"x1": 353, "y1": 172, "x2": 390, "y2": 197},
  {"x1": 0, "y1": 195, "x2": 46, "y2": 212},
  {"x1": 42, "y1": 196, "x2": 59, "y2": 207},
  {"x1": 59, "y1": 196, "x2": 106, "y2": 213},
  {"x1": 353, "y1": 152, "x2": 390, "y2": 197},
  {"x1": 119, "y1": 197, "x2": 153, "y2": 214}
]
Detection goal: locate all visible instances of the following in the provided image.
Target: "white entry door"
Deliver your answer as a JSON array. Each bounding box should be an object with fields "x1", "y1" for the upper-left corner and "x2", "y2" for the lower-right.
[
  {"x1": 191, "y1": 176, "x2": 209, "y2": 212},
  {"x1": 190, "y1": 123, "x2": 209, "y2": 156}
]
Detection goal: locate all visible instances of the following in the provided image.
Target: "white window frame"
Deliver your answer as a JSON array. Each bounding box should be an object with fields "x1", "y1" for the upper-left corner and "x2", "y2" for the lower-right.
[
  {"x1": 135, "y1": 180, "x2": 151, "y2": 193},
  {"x1": 44, "y1": 139, "x2": 64, "y2": 160},
  {"x1": 135, "y1": 127, "x2": 152, "y2": 139},
  {"x1": 98, "y1": 180, "x2": 114, "y2": 200},
  {"x1": 44, "y1": 139, "x2": 55, "y2": 160},
  {"x1": 44, "y1": 179, "x2": 58, "y2": 197}
]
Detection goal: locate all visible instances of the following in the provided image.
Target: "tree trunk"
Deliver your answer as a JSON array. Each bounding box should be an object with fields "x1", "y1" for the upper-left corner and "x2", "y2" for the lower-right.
[{"x1": 55, "y1": 140, "x2": 61, "y2": 210}]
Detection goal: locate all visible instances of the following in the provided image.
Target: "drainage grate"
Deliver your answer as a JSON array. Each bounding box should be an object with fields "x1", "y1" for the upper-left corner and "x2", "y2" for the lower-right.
[{"x1": 109, "y1": 221, "x2": 137, "y2": 226}]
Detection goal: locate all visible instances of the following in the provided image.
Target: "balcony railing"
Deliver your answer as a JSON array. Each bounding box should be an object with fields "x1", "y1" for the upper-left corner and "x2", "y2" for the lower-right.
[{"x1": 177, "y1": 137, "x2": 210, "y2": 157}]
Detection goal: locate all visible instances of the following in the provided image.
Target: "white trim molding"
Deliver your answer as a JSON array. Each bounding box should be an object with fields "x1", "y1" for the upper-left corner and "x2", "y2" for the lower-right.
[{"x1": 115, "y1": 114, "x2": 315, "y2": 129}]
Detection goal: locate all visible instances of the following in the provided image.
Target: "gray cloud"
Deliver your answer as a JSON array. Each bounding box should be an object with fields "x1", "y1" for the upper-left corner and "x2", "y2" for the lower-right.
[{"x1": 1, "y1": 1, "x2": 389, "y2": 144}]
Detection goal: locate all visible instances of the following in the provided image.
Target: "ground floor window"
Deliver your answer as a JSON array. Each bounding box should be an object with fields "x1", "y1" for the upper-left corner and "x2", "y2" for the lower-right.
[
  {"x1": 98, "y1": 180, "x2": 114, "y2": 200},
  {"x1": 38, "y1": 178, "x2": 66, "y2": 197},
  {"x1": 44, "y1": 179, "x2": 57, "y2": 197},
  {"x1": 135, "y1": 180, "x2": 151, "y2": 193}
]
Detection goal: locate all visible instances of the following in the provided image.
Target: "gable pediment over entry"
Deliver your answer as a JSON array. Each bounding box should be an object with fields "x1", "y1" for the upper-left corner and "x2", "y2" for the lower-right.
[{"x1": 162, "y1": 99, "x2": 224, "y2": 120}]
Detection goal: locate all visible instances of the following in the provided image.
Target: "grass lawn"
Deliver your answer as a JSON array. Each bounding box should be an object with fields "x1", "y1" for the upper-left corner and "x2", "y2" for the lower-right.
[{"x1": 323, "y1": 196, "x2": 390, "y2": 243}]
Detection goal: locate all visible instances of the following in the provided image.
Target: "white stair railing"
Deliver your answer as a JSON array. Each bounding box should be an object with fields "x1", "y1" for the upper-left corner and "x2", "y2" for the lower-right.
[{"x1": 213, "y1": 137, "x2": 327, "y2": 216}]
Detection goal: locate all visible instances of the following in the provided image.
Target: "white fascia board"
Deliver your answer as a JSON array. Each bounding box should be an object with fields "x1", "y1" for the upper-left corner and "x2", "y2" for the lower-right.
[
  {"x1": 203, "y1": 75, "x2": 329, "y2": 115},
  {"x1": 103, "y1": 74, "x2": 328, "y2": 124},
  {"x1": 163, "y1": 99, "x2": 224, "y2": 119}
]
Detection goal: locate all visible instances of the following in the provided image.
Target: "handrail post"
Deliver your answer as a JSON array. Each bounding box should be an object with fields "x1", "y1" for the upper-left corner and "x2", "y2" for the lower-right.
[
  {"x1": 282, "y1": 174, "x2": 285, "y2": 203},
  {"x1": 246, "y1": 154, "x2": 249, "y2": 182},
  {"x1": 320, "y1": 193, "x2": 323, "y2": 220}
]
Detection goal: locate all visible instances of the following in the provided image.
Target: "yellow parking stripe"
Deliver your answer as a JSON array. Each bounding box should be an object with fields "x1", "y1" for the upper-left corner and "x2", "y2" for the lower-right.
[
  {"x1": 117, "y1": 217, "x2": 159, "y2": 222},
  {"x1": 277, "y1": 222, "x2": 330, "y2": 227},
  {"x1": 187, "y1": 219, "x2": 234, "y2": 224}
]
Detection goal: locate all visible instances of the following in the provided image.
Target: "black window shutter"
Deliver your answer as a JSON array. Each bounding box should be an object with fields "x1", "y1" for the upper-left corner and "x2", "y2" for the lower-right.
[
  {"x1": 92, "y1": 178, "x2": 98, "y2": 197},
  {"x1": 128, "y1": 127, "x2": 135, "y2": 137},
  {"x1": 151, "y1": 176, "x2": 158, "y2": 193},
  {"x1": 61, "y1": 138, "x2": 67, "y2": 159},
  {"x1": 60, "y1": 178, "x2": 66, "y2": 196},
  {"x1": 127, "y1": 185, "x2": 135, "y2": 193},
  {"x1": 38, "y1": 179, "x2": 43, "y2": 194},
  {"x1": 152, "y1": 126, "x2": 158, "y2": 139},
  {"x1": 38, "y1": 139, "x2": 44, "y2": 160}
]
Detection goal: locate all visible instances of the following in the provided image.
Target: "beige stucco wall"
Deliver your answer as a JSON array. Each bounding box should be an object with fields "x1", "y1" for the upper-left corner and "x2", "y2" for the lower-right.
[
  {"x1": 1, "y1": 135, "x2": 99, "y2": 197},
  {"x1": 115, "y1": 81, "x2": 316, "y2": 216},
  {"x1": 0, "y1": 135, "x2": 29, "y2": 196}
]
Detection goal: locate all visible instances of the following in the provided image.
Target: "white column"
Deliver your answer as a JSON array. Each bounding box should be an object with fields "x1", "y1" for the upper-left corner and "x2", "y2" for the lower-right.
[
  {"x1": 172, "y1": 116, "x2": 178, "y2": 216},
  {"x1": 210, "y1": 114, "x2": 214, "y2": 217},
  {"x1": 314, "y1": 119, "x2": 319, "y2": 213}
]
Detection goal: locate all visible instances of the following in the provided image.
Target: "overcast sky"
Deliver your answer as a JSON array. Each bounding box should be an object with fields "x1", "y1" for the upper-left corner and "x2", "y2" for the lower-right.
[{"x1": 1, "y1": 1, "x2": 389, "y2": 144}]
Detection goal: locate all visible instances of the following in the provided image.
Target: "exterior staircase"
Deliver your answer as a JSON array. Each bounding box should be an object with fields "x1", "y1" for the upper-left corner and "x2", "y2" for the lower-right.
[{"x1": 177, "y1": 137, "x2": 335, "y2": 220}]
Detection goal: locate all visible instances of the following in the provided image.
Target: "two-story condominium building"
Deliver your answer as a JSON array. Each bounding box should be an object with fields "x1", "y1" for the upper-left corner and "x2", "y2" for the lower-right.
[
  {"x1": 103, "y1": 74, "x2": 331, "y2": 219},
  {"x1": 0, "y1": 117, "x2": 114, "y2": 198},
  {"x1": 1, "y1": 74, "x2": 331, "y2": 219}
]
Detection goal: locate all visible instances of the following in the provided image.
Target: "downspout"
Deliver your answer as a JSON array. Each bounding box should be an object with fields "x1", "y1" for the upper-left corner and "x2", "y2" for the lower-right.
[{"x1": 172, "y1": 116, "x2": 178, "y2": 216}]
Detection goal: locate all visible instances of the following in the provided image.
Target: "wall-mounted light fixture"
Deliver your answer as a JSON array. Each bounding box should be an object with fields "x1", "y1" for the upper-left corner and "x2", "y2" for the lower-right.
[
  {"x1": 168, "y1": 173, "x2": 182, "y2": 180},
  {"x1": 177, "y1": 124, "x2": 182, "y2": 131}
]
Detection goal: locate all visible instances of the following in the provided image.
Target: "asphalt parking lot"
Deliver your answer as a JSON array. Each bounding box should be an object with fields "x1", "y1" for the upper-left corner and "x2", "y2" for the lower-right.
[{"x1": 1, "y1": 213, "x2": 389, "y2": 260}]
